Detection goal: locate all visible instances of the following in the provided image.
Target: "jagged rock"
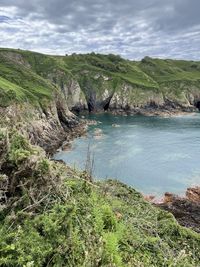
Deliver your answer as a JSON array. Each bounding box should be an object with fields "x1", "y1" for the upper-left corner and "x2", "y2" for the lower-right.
[
  {"x1": 163, "y1": 192, "x2": 177, "y2": 203},
  {"x1": 186, "y1": 186, "x2": 200, "y2": 202},
  {"x1": 144, "y1": 195, "x2": 156, "y2": 202}
]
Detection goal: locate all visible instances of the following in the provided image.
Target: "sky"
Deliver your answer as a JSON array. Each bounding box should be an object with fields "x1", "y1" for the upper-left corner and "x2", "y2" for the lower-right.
[{"x1": 0, "y1": 0, "x2": 200, "y2": 60}]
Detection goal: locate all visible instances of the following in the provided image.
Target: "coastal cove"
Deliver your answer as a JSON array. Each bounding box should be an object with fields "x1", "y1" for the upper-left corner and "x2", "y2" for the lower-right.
[
  {"x1": 54, "y1": 113, "x2": 200, "y2": 197},
  {"x1": 1, "y1": 47, "x2": 200, "y2": 265}
]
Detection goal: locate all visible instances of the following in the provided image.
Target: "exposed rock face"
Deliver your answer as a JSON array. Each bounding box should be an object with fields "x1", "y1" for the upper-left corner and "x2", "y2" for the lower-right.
[
  {"x1": 64, "y1": 79, "x2": 87, "y2": 111},
  {"x1": 0, "y1": 95, "x2": 86, "y2": 154},
  {"x1": 75, "y1": 73, "x2": 116, "y2": 112},
  {"x1": 47, "y1": 70, "x2": 87, "y2": 111},
  {"x1": 156, "y1": 188, "x2": 200, "y2": 233},
  {"x1": 0, "y1": 51, "x2": 31, "y2": 69},
  {"x1": 65, "y1": 72, "x2": 200, "y2": 115}
]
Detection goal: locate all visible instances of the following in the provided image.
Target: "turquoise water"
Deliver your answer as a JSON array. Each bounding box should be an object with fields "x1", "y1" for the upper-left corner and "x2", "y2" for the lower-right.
[{"x1": 54, "y1": 113, "x2": 200, "y2": 196}]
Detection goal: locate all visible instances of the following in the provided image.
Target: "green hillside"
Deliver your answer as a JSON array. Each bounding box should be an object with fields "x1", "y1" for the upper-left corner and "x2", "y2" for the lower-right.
[
  {"x1": 0, "y1": 49, "x2": 57, "y2": 106},
  {"x1": 139, "y1": 56, "x2": 200, "y2": 83},
  {"x1": 62, "y1": 53, "x2": 159, "y2": 89},
  {"x1": 1, "y1": 48, "x2": 200, "y2": 110}
]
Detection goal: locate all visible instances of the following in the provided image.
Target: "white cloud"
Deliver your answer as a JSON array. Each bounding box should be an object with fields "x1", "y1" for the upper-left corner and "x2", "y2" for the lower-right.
[{"x1": 0, "y1": 0, "x2": 200, "y2": 59}]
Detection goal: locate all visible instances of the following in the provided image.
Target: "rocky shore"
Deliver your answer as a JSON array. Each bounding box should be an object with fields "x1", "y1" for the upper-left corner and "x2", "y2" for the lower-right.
[
  {"x1": 109, "y1": 106, "x2": 197, "y2": 117},
  {"x1": 75, "y1": 104, "x2": 198, "y2": 118},
  {"x1": 153, "y1": 187, "x2": 200, "y2": 233}
]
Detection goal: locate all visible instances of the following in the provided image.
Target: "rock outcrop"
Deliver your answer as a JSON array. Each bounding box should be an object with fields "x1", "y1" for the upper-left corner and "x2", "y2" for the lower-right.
[
  {"x1": 156, "y1": 187, "x2": 200, "y2": 233},
  {"x1": 0, "y1": 95, "x2": 86, "y2": 154},
  {"x1": 67, "y1": 72, "x2": 200, "y2": 115},
  {"x1": 0, "y1": 49, "x2": 87, "y2": 154},
  {"x1": 186, "y1": 186, "x2": 200, "y2": 202}
]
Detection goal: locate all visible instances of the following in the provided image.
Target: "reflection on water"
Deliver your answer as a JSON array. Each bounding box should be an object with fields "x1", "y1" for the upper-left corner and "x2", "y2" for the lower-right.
[{"x1": 54, "y1": 113, "x2": 200, "y2": 196}]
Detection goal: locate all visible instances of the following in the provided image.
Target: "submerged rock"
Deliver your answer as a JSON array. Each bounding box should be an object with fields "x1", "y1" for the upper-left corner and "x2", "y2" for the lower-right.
[
  {"x1": 112, "y1": 124, "x2": 120, "y2": 127},
  {"x1": 94, "y1": 128, "x2": 103, "y2": 136},
  {"x1": 93, "y1": 128, "x2": 104, "y2": 139}
]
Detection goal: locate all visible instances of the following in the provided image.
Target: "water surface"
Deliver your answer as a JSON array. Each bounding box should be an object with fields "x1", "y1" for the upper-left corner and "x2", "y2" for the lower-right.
[{"x1": 54, "y1": 113, "x2": 200, "y2": 196}]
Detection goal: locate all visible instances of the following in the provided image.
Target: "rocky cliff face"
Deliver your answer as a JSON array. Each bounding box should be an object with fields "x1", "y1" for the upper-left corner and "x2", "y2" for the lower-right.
[
  {"x1": 46, "y1": 70, "x2": 87, "y2": 111},
  {"x1": 66, "y1": 71, "x2": 200, "y2": 115},
  {"x1": 0, "y1": 93, "x2": 86, "y2": 154}
]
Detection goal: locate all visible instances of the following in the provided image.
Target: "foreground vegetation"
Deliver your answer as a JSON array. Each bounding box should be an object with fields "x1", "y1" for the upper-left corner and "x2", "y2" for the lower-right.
[{"x1": 0, "y1": 129, "x2": 200, "y2": 266}]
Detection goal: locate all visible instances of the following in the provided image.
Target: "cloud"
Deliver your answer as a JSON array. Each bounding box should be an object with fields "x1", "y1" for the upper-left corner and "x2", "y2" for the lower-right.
[{"x1": 0, "y1": 0, "x2": 200, "y2": 59}]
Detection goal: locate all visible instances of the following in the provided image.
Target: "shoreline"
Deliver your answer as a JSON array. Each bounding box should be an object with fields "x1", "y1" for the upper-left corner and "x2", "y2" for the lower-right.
[{"x1": 75, "y1": 108, "x2": 199, "y2": 118}]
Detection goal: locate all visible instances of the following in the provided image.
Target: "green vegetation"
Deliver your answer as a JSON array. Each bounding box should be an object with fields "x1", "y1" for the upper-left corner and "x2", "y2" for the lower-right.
[
  {"x1": 140, "y1": 56, "x2": 200, "y2": 83},
  {"x1": 0, "y1": 130, "x2": 200, "y2": 266},
  {"x1": 1, "y1": 48, "x2": 200, "y2": 110},
  {"x1": 0, "y1": 50, "x2": 57, "y2": 106},
  {"x1": 63, "y1": 53, "x2": 159, "y2": 89},
  {"x1": 1, "y1": 48, "x2": 200, "y2": 266}
]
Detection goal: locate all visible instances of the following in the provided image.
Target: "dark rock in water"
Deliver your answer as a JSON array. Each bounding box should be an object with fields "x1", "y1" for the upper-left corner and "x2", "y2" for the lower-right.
[
  {"x1": 85, "y1": 119, "x2": 98, "y2": 126},
  {"x1": 156, "y1": 188, "x2": 200, "y2": 233}
]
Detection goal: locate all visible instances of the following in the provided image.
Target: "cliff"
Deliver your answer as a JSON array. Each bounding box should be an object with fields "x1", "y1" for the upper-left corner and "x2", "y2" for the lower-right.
[
  {"x1": 0, "y1": 49, "x2": 86, "y2": 153},
  {"x1": 1, "y1": 48, "x2": 200, "y2": 118}
]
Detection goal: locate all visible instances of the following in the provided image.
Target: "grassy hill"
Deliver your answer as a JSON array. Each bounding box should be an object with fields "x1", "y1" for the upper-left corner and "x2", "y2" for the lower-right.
[
  {"x1": 0, "y1": 50, "x2": 57, "y2": 107},
  {"x1": 62, "y1": 53, "x2": 159, "y2": 89},
  {"x1": 1, "y1": 48, "x2": 200, "y2": 111},
  {"x1": 139, "y1": 56, "x2": 200, "y2": 83}
]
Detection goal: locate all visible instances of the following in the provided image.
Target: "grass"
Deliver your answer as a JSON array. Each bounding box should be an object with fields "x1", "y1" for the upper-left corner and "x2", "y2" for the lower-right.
[
  {"x1": 63, "y1": 53, "x2": 159, "y2": 89},
  {"x1": 139, "y1": 56, "x2": 200, "y2": 83},
  {"x1": 0, "y1": 51, "x2": 56, "y2": 107},
  {"x1": 0, "y1": 76, "x2": 27, "y2": 104},
  {"x1": 1, "y1": 173, "x2": 200, "y2": 266}
]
